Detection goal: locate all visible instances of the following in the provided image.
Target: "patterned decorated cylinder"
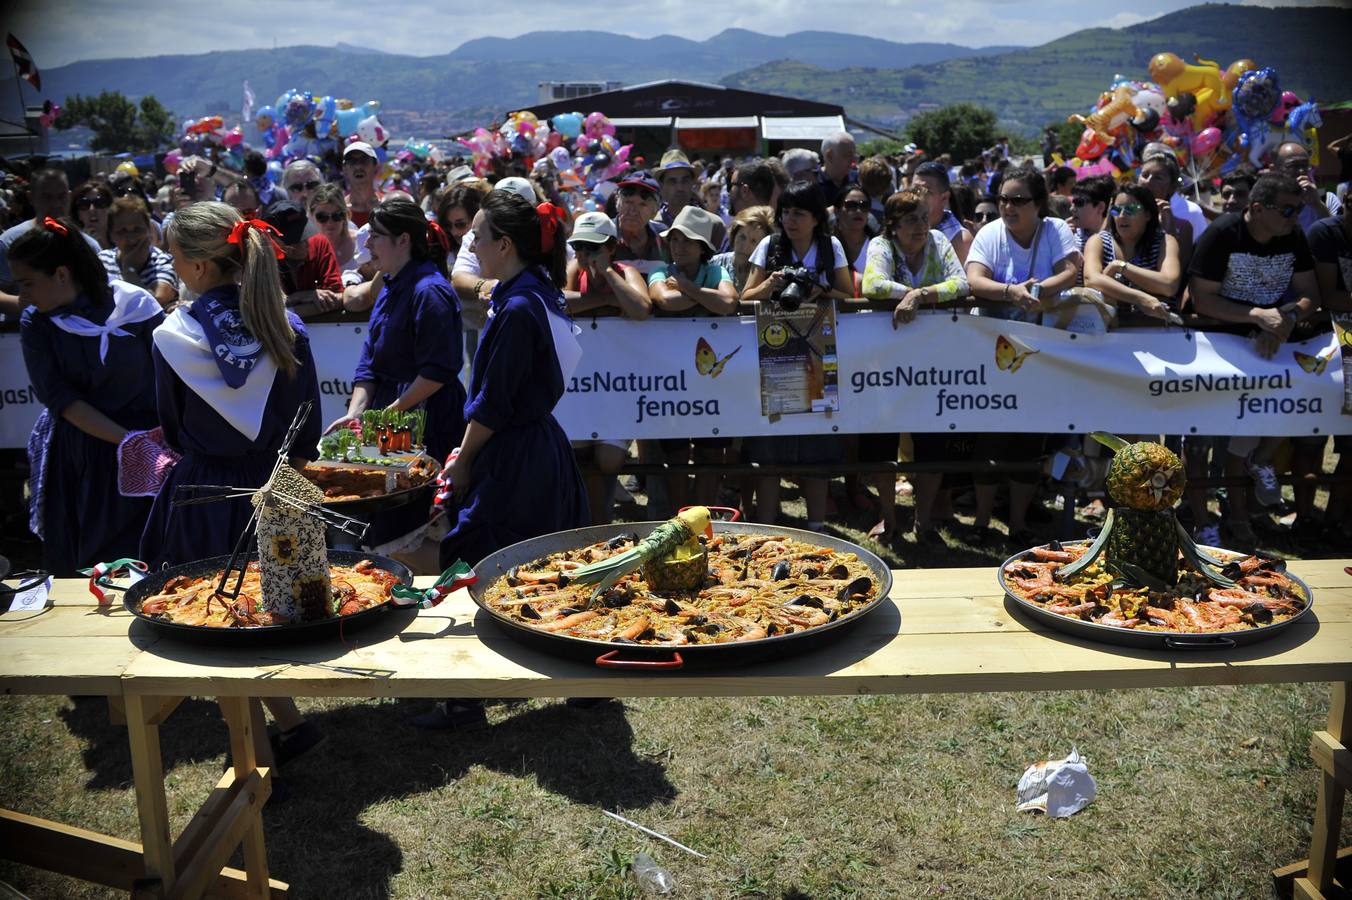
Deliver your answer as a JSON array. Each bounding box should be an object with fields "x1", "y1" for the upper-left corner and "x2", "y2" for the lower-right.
[{"x1": 252, "y1": 465, "x2": 332, "y2": 621}]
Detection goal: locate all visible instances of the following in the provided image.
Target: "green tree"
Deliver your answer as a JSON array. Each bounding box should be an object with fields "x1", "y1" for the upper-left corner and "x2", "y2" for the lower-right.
[
  {"x1": 55, "y1": 90, "x2": 176, "y2": 154},
  {"x1": 904, "y1": 103, "x2": 998, "y2": 162}
]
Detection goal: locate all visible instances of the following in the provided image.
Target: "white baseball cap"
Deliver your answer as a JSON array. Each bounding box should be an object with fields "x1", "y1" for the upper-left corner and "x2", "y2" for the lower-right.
[
  {"x1": 568, "y1": 212, "x2": 618, "y2": 245},
  {"x1": 343, "y1": 141, "x2": 378, "y2": 161},
  {"x1": 493, "y1": 176, "x2": 537, "y2": 203}
]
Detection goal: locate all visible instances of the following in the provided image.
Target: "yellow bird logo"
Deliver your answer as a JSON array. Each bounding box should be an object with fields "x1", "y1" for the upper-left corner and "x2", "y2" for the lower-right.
[
  {"x1": 1293, "y1": 347, "x2": 1335, "y2": 376},
  {"x1": 995, "y1": 334, "x2": 1039, "y2": 373},
  {"x1": 695, "y1": 336, "x2": 741, "y2": 378}
]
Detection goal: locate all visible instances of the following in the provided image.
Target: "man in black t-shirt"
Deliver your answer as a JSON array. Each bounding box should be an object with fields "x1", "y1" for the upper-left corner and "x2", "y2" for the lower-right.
[
  {"x1": 1190, "y1": 172, "x2": 1319, "y2": 358},
  {"x1": 1187, "y1": 173, "x2": 1323, "y2": 548}
]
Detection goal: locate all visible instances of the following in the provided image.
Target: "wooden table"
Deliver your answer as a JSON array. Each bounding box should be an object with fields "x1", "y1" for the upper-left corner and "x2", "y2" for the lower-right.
[{"x1": 2, "y1": 561, "x2": 1349, "y2": 899}]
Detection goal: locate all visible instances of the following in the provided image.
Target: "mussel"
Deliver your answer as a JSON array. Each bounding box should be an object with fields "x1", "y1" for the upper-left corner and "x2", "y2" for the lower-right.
[
  {"x1": 519, "y1": 603, "x2": 540, "y2": 620},
  {"x1": 771, "y1": 561, "x2": 792, "y2": 581},
  {"x1": 663, "y1": 597, "x2": 683, "y2": 616},
  {"x1": 785, "y1": 594, "x2": 826, "y2": 609},
  {"x1": 827, "y1": 563, "x2": 851, "y2": 580},
  {"x1": 1243, "y1": 603, "x2": 1274, "y2": 625},
  {"x1": 606, "y1": 532, "x2": 639, "y2": 550},
  {"x1": 836, "y1": 576, "x2": 873, "y2": 602}
]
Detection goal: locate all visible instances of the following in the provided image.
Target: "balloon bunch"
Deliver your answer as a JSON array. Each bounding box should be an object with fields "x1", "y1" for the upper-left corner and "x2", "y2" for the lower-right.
[
  {"x1": 1065, "y1": 78, "x2": 1167, "y2": 181},
  {"x1": 1064, "y1": 52, "x2": 1322, "y2": 188},
  {"x1": 255, "y1": 89, "x2": 385, "y2": 163}
]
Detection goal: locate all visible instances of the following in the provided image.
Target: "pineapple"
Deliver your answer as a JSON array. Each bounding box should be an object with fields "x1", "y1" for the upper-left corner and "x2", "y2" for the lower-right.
[
  {"x1": 1105, "y1": 507, "x2": 1179, "y2": 585},
  {"x1": 1104, "y1": 439, "x2": 1186, "y2": 510},
  {"x1": 641, "y1": 541, "x2": 709, "y2": 592},
  {"x1": 1056, "y1": 434, "x2": 1235, "y2": 591}
]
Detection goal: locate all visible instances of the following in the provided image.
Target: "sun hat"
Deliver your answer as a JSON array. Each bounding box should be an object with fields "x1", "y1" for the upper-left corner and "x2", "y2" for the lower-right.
[
  {"x1": 659, "y1": 205, "x2": 720, "y2": 252},
  {"x1": 493, "y1": 176, "x2": 537, "y2": 203},
  {"x1": 616, "y1": 170, "x2": 660, "y2": 195},
  {"x1": 343, "y1": 141, "x2": 378, "y2": 161},
  {"x1": 657, "y1": 149, "x2": 695, "y2": 178},
  {"x1": 568, "y1": 211, "x2": 618, "y2": 245},
  {"x1": 444, "y1": 165, "x2": 474, "y2": 184}
]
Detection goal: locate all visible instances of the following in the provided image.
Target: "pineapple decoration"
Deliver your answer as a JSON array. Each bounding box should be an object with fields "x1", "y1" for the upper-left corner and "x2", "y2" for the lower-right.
[{"x1": 1057, "y1": 432, "x2": 1234, "y2": 589}]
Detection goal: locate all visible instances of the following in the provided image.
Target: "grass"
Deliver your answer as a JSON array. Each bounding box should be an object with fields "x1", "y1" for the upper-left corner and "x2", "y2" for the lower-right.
[
  {"x1": 1, "y1": 687, "x2": 1347, "y2": 899},
  {"x1": 1, "y1": 470, "x2": 1346, "y2": 898}
]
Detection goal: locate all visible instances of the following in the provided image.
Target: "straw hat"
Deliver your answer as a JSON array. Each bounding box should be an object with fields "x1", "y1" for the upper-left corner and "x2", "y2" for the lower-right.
[{"x1": 659, "y1": 206, "x2": 720, "y2": 252}]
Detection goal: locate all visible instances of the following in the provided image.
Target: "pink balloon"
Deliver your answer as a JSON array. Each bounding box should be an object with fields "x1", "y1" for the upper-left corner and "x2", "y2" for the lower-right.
[
  {"x1": 1192, "y1": 127, "x2": 1222, "y2": 157},
  {"x1": 222, "y1": 127, "x2": 244, "y2": 148}
]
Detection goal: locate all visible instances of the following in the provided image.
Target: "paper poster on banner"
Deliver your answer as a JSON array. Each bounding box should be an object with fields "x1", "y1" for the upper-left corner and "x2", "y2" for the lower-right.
[
  {"x1": 1332, "y1": 313, "x2": 1352, "y2": 416},
  {"x1": 754, "y1": 301, "x2": 840, "y2": 416}
]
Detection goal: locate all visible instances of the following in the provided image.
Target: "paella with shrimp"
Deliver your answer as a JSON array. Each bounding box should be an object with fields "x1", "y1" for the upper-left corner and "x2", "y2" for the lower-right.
[
  {"x1": 1001, "y1": 542, "x2": 1308, "y2": 634},
  {"x1": 481, "y1": 531, "x2": 880, "y2": 646},
  {"x1": 138, "y1": 559, "x2": 400, "y2": 628}
]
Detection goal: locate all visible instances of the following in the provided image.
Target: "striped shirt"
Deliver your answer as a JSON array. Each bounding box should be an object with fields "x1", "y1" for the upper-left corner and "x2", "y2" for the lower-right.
[{"x1": 99, "y1": 246, "x2": 178, "y2": 293}]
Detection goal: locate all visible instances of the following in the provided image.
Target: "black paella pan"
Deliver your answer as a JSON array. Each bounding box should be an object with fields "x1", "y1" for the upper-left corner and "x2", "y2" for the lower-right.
[
  {"x1": 997, "y1": 541, "x2": 1314, "y2": 651},
  {"x1": 467, "y1": 516, "x2": 894, "y2": 670},
  {"x1": 97, "y1": 550, "x2": 414, "y2": 645}
]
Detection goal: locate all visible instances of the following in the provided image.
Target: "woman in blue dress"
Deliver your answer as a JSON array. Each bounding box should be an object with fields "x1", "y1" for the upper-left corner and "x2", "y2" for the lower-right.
[
  {"x1": 414, "y1": 191, "x2": 588, "y2": 731},
  {"x1": 14, "y1": 217, "x2": 163, "y2": 574},
  {"x1": 438, "y1": 190, "x2": 588, "y2": 570},
  {"x1": 325, "y1": 198, "x2": 465, "y2": 462},
  {"x1": 139, "y1": 201, "x2": 322, "y2": 570}
]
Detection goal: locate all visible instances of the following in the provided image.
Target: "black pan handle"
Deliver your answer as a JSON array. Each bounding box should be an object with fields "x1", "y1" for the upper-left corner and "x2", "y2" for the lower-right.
[
  {"x1": 595, "y1": 650, "x2": 685, "y2": 670},
  {"x1": 1164, "y1": 635, "x2": 1237, "y2": 650}
]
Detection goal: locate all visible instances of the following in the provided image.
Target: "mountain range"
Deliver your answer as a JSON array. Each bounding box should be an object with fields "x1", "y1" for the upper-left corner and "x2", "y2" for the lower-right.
[{"x1": 4, "y1": 4, "x2": 1349, "y2": 143}]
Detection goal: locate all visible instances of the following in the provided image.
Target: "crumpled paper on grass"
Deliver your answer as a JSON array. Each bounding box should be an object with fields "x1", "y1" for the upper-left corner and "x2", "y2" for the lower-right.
[{"x1": 1016, "y1": 747, "x2": 1096, "y2": 818}]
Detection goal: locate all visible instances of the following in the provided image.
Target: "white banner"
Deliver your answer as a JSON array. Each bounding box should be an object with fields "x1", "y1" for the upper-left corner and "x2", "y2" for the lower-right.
[
  {"x1": 551, "y1": 312, "x2": 1351, "y2": 439},
  {"x1": 0, "y1": 324, "x2": 368, "y2": 449},
  {"x1": 1, "y1": 315, "x2": 1347, "y2": 448}
]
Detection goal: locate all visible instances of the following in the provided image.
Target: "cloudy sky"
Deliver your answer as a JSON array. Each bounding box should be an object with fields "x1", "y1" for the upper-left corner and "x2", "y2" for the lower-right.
[{"x1": 6, "y1": 0, "x2": 1325, "y2": 67}]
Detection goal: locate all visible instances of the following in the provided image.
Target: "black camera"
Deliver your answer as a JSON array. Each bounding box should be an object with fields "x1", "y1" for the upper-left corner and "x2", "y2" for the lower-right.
[{"x1": 774, "y1": 266, "x2": 815, "y2": 311}]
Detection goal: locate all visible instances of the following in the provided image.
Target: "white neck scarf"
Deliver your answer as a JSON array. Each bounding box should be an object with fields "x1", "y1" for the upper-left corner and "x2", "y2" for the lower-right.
[
  {"x1": 153, "y1": 307, "x2": 278, "y2": 442},
  {"x1": 49, "y1": 280, "x2": 163, "y2": 363}
]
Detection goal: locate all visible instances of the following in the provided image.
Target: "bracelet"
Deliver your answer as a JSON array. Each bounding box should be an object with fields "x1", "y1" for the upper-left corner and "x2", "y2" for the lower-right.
[
  {"x1": 472, "y1": 279, "x2": 486, "y2": 296},
  {"x1": 1002, "y1": 283, "x2": 1010, "y2": 302}
]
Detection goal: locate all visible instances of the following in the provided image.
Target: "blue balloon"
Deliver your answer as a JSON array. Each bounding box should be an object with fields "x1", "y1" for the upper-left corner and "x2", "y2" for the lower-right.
[
  {"x1": 336, "y1": 107, "x2": 362, "y2": 138},
  {"x1": 553, "y1": 112, "x2": 583, "y2": 139}
]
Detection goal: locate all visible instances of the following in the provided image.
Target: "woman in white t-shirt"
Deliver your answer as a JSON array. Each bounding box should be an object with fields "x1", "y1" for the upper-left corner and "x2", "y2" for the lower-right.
[
  {"x1": 742, "y1": 179, "x2": 855, "y2": 307},
  {"x1": 740, "y1": 179, "x2": 854, "y2": 531},
  {"x1": 963, "y1": 166, "x2": 1080, "y2": 547}
]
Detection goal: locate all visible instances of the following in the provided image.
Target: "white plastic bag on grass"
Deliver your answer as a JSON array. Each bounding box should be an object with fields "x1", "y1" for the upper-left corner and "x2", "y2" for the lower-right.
[{"x1": 1016, "y1": 746, "x2": 1096, "y2": 818}]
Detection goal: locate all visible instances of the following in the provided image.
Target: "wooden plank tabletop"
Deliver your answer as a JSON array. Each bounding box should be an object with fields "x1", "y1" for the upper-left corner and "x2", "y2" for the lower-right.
[{"x1": 3, "y1": 560, "x2": 1349, "y2": 700}]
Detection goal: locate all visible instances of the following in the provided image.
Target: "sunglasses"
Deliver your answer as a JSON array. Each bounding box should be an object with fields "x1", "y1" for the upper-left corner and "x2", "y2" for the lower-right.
[
  {"x1": 975, "y1": 211, "x2": 1000, "y2": 222},
  {"x1": 840, "y1": 199, "x2": 870, "y2": 212},
  {"x1": 77, "y1": 194, "x2": 112, "y2": 210},
  {"x1": 288, "y1": 180, "x2": 322, "y2": 193},
  {"x1": 1070, "y1": 197, "x2": 1091, "y2": 208},
  {"x1": 1110, "y1": 202, "x2": 1145, "y2": 217},
  {"x1": 1264, "y1": 203, "x2": 1300, "y2": 219},
  {"x1": 998, "y1": 195, "x2": 1034, "y2": 207},
  {"x1": 313, "y1": 211, "x2": 345, "y2": 224}
]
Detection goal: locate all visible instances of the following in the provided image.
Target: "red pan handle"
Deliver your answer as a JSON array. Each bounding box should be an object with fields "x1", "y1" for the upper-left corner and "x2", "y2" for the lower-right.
[
  {"x1": 680, "y1": 505, "x2": 741, "y2": 522},
  {"x1": 595, "y1": 650, "x2": 685, "y2": 670}
]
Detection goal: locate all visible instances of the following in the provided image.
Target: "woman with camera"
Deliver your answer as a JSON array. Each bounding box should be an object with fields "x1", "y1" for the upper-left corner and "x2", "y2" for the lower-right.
[
  {"x1": 963, "y1": 166, "x2": 1079, "y2": 547},
  {"x1": 861, "y1": 186, "x2": 969, "y2": 544},
  {"x1": 740, "y1": 180, "x2": 855, "y2": 530}
]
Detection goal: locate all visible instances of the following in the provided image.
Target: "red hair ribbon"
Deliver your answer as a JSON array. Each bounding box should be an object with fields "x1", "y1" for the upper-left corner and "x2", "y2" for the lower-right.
[
  {"x1": 42, "y1": 216, "x2": 68, "y2": 236},
  {"x1": 426, "y1": 219, "x2": 450, "y2": 254},
  {"x1": 536, "y1": 202, "x2": 567, "y2": 254},
  {"x1": 226, "y1": 217, "x2": 285, "y2": 260}
]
